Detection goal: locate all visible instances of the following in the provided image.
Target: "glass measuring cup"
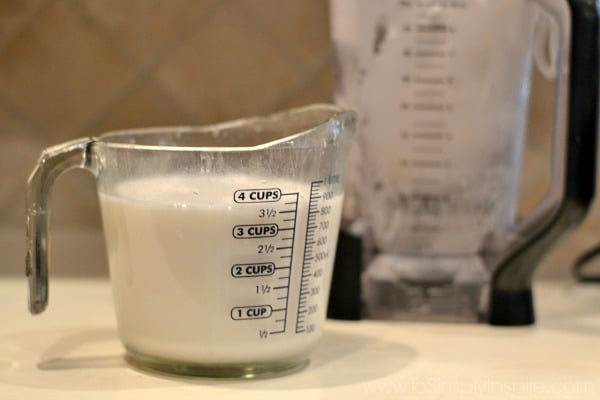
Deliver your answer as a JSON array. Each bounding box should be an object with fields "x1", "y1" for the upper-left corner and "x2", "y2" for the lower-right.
[
  {"x1": 26, "y1": 104, "x2": 356, "y2": 377},
  {"x1": 330, "y1": 0, "x2": 598, "y2": 324}
]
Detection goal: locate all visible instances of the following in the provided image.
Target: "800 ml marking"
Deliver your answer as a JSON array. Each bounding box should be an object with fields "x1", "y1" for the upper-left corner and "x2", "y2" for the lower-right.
[
  {"x1": 234, "y1": 188, "x2": 281, "y2": 203},
  {"x1": 231, "y1": 263, "x2": 275, "y2": 277},
  {"x1": 231, "y1": 305, "x2": 272, "y2": 320}
]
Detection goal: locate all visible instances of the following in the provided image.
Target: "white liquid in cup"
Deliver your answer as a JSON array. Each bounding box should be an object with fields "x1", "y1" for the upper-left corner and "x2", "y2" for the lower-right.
[{"x1": 99, "y1": 175, "x2": 343, "y2": 366}]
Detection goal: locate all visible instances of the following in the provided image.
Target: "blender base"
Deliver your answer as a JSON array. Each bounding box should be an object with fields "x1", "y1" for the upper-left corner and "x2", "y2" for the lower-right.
[{"x1": 362, "y1": 254, "x2": 490, "y2": 323}]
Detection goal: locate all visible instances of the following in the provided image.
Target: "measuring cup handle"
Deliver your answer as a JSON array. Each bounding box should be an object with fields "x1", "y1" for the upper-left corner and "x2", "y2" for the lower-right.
[
  {"x1": 488, "y1": 0, "x2": 599, "y2": 326},
  {"x1": 26, "y1": 138, "x2": 96, "y2": 314}
]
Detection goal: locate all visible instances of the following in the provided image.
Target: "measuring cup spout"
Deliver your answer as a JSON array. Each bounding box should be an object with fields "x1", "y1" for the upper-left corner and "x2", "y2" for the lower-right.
[{"x1": 260, "y1": 104, "x2": 356, "y2": 151}]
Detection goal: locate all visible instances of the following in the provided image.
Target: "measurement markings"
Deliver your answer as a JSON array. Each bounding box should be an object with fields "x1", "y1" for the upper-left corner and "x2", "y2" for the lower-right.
[
  {"x1": 269, "y1": 192, "x2": 299, "y2": 335},
  {"x1": 414, "y1": 89, "x2": 445, "y2": 97},
  {"x1": 296, "y1": 181, "x2": 323, "y2": 333},
  {"x1": 413, "y1": 62, "x2": 445, "y2": 70},
  {"x1": 414, "y1": 120, "x2": 445, "y2": 128},
  {"x1": 413, "y1": 49, "x2": 450, "y2": 58},
  {"x1": 412, "y1": 131, "x2": 445, "y2": 139},
  {"x1": 411, "y1": 159, "x2": 448, "y2": 169},
  {"x1": 412, "y1": 103, "x2": 446, "y2": 111},
  {"x1": 415, "y1": 37, "x2": 447, "y2": 46},
  {"x1": 415, "y1": 0, "x2": 468, "y2": 8},
  {"x1": 416, "y1": 23, "x2": 454, "y2": 33},
  {"x1": 413, "y1": 146, "x2": 443, "y2": 153},
  {"x1": 413, "y1": 76, "x2": 447, "y2": 85},
  {"x1": 412, "y1": 177, "x2": 443, "y2": 185}
]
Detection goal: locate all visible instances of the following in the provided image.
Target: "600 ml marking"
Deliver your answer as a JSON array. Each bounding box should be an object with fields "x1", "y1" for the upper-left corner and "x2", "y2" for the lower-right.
[
  {"x1": 233, "y1": 224, "x2": 278, "y2": 238},
  {"x1": 231, "y1": 262, "x2": 275, "y2": 278},
  {"x1": 234, "y1": 188, "x2": 281, "y2": 203},
  {"x1": 231, "y1": 305, "x2": 272, "y2": 320}
]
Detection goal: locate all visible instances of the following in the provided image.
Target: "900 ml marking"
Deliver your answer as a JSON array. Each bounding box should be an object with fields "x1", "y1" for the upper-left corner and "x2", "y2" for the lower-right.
[
  {"x1": 231, "y1": 305, "x2": 272, "y2": 320},
  {"x1": 234, "y1": 188, "x2": 281, "y2": 203}
]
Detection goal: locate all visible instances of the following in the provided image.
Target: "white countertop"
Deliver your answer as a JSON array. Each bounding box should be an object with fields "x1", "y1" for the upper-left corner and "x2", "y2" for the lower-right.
[{"x1": 1, "y1": 278, "x2": 599, "y2": 399}]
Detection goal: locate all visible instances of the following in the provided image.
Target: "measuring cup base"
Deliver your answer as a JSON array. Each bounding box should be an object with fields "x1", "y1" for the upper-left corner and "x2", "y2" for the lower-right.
[{"x1": 124, "y1": 349, "x2": 310, "y2": 379}]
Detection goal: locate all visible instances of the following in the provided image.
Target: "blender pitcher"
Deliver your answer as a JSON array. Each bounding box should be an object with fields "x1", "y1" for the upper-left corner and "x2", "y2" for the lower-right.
[
  {"x1": 26, "y1": 105, "x2": 356, "y2": 377},
  {"x1": 329, "y1": 0, "x2": 599, "y2": 324}
]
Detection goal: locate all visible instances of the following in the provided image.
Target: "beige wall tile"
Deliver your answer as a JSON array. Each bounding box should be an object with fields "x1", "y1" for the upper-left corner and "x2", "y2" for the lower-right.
[
  {"x1": 0, "y1": 0, "x2": 47, "y2": 42},
  {"x1": 78, "y1": 0, "x2": 220, "y2": 64},
  {"x1": 239, "y1": 0, "x2": 332, "y2": 68},
  {"x1": 277, "y1": 57, "x2": 334, "y2": 110},
  {"x1": 90, "y1": 83, "x2": 195, "y2": 134},
  {"x1": 0, "y1": 0, "x2": 135, "y2": 143},
  {"x1": 0, "y1": 0, "x2": 333, "y2": 237},
  {"x1": 0, "y1": 105, "x2": 41, "y2": 227},
  {"x1": 155, "y1": 2, "x2": 301, "y2": 123},
  {"x1": 1, "y1": 0, "x2": 589, "y2": 282}
]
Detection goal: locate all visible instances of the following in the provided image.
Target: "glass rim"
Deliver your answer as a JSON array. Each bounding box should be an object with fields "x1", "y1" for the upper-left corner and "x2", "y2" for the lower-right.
[{"x1": 93, "y1": 104, "x2": 355, "y2": 152}]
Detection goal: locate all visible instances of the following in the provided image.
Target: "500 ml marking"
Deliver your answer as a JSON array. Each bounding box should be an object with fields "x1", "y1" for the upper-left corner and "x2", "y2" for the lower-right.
[{"x1": 229, "y1": 187, "x2": 299, "y2": 338}]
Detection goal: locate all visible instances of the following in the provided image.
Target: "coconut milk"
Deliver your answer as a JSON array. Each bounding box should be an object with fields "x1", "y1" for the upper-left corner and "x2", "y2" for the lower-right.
[{"x1": 99, "y1": 175, "x2": 343, "y2": 365}]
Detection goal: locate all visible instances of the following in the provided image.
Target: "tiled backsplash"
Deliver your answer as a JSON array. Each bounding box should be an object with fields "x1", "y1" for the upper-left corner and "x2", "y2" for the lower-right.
[
  {"x1": 0, "y1": 0, "x2": 333, "y2": 230},
  {"x1": 1, "y1": 0, "x2": 598, "y2": 279}
]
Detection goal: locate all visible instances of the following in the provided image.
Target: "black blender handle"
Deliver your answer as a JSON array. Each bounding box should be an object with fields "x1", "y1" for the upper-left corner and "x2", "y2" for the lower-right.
[
  {"x1": 489, "y1": 0, "x2": 600, "y2": 325},
  {"x1": 573, "y1": 243, "x2": 600, "y2": 283}
]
